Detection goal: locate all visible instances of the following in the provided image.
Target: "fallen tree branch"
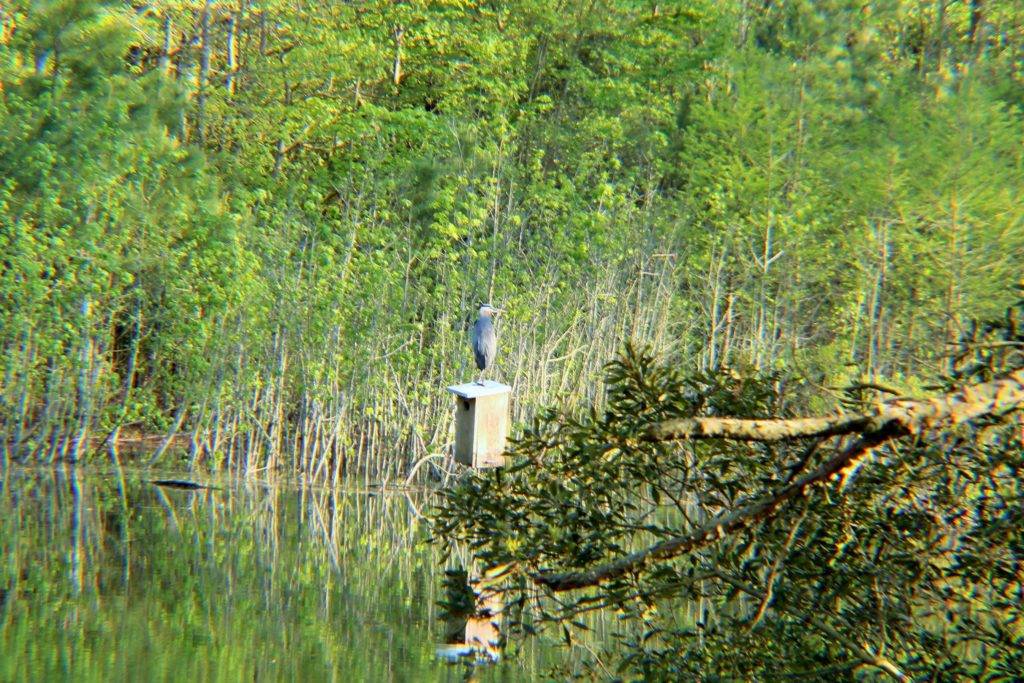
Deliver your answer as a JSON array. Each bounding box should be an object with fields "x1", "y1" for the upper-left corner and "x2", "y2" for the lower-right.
[
  {"x1": 644, "y1": 414, "x2": 873, "y2": 442},
  {"x1": 643, "y1": 367, "x2": 1023, "y2": 443},
  {"x1": 533, "y1": 368, "x2": 1024, "y2": 592}
]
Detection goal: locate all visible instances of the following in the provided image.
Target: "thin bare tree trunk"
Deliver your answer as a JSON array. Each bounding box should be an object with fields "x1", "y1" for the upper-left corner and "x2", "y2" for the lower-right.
[
  {"x1": 68, "y1": 297, "x2": 94, "y2": 463},
  {"x1": 175, "y1": 19, "x2": 193, "y2": 138},
  {"x1": 196, "y1": 0, "x2": 213, "y2": 143},
  {"x1": 259, "y1": 10, "x2": 267, "y2": 56},
  {"x1": 148, "y1": 401, "x2": 188, "y2": 466},
  {"x1": 225, "y1": 13, "x2": 237, "y2": 95},
  {"x1": 392, "y1": 25, "x2": 404, "y2": 85},
  {"x1": 9, "y1": 333, "x2": 34, "y2": 461},
  {"x1": 159, "y1": 14, "x2": 173, "y2": 76},
  {"x1": 932, "y1": 0, "x2": 946, "y2": 73}
]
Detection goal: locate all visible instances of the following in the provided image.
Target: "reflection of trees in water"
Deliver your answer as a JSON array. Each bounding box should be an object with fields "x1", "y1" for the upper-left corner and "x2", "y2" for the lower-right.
[
  {"x1": 3, "y1": 468, "x2": 436, "y2": 588},
  {"x1": 0, "y1": 470, "x2": 454, "y2": 680}
]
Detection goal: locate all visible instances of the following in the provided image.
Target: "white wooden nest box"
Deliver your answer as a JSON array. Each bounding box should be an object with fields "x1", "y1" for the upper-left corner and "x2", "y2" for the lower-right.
[{"x1": 446, "y1": 380, "x2": 511, "y2": 468}]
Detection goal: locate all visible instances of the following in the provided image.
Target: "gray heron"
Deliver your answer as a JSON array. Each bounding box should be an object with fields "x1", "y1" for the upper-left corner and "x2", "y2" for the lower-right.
[{"x1": 472, "y1": 304, "x2": 500, "y2": 385}]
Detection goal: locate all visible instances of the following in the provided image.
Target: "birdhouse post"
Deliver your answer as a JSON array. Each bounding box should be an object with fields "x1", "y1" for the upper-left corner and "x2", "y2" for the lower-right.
[{"x1": 447, "y1": 380, "x2": 511, "y2": 468}]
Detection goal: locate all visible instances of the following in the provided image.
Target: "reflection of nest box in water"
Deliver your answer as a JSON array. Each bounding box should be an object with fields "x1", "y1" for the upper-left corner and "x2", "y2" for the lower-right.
[
  {"x1": 437, "y1": 568, "x2": 503, "y2": 664},
  {"x1": 446, "y1": 381, "x2": 510, "y2": 468}
]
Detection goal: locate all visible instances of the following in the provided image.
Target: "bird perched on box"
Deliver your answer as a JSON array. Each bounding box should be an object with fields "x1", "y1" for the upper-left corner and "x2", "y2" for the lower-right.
[{"x1": 472, "y1": 304, "x2": 500, "y2": 385}]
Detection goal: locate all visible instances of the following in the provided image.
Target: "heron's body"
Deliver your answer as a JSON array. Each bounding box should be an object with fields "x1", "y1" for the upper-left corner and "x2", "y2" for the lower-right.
[
  {"x1": 473, "y1": 316, "x2": 496, "y2": 370},
  {"x1": 472, "y1": 304, "x2": 500, "y2": 384}
]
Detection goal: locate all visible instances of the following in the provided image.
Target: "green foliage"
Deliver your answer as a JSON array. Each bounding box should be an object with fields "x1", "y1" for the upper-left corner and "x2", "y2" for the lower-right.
[
  {"x1": 0, "y1": 2, "x2": 244, "y2": 447},
  {"x1": 435, "y1": 302, "x2": 1024, "y2": 679},
  {"x1": 0, "y1": 0, "x2": 1021, "y2": 479}
]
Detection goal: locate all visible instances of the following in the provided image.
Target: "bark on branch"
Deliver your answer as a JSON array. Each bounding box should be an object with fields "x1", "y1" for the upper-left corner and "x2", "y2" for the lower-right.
[
  {"x1": 533, "y1": 368, "x2": 1024, "y2": 592},
  {"x1": 645, "y1": 368, "x2": 1024, "y2": 442},
  {"x1": 644, "y1": 414, "x2": 873, "y2": 442}
]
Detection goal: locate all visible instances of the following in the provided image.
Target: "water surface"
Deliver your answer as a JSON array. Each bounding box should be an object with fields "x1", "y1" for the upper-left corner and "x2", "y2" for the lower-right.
[{"x1": 0, "y1": 467, "x2": 549, "y2": 681}]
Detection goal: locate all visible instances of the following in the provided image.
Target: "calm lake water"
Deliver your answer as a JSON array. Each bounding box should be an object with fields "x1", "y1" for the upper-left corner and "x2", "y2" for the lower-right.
[{"x1": 0, "y1": 467, "x2": 554, "y2": 682}]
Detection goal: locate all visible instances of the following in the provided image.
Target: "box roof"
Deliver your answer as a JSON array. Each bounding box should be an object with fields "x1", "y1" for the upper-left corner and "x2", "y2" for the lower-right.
[{"x1": 446, "y1": 380, "x2": 512, "y2": 399}]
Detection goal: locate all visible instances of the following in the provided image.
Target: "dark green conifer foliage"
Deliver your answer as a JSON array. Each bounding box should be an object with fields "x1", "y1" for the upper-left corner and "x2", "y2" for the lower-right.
[{"x1": 435, "y1": 299, "x2": 1024, "y2": 679}]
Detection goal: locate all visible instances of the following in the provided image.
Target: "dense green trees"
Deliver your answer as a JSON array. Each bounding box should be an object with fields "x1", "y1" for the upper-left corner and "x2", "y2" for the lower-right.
[
  {"x1": 1, "y1": 1, "x2": 1021, "y2": 477},
  {"x1": 0, "y1": 1, "x2": 246, "y2": 464}
]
